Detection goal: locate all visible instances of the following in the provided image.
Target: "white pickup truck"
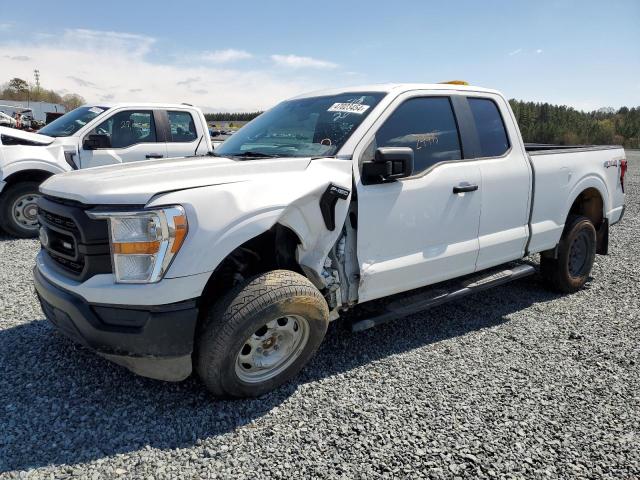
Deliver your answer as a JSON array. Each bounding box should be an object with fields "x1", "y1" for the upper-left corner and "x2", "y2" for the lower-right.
[
  {"x1": 0, "y1": 103, "x2": 211, "y2": 237},
  {"x1": 33, "y1": 83, "x2": 627, "y2": 398}
]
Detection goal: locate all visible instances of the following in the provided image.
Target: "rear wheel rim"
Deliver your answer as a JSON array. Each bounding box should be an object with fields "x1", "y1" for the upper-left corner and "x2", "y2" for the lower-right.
[
  {"x1": 234, "y1": 315, "x2": 310, "y2": 384},
  {"x1": 11, "y1": 193, "x2": 41, "y2": 231},
  {"x1": 568, "y1": 230, "x2": 590, "y2": 277}
]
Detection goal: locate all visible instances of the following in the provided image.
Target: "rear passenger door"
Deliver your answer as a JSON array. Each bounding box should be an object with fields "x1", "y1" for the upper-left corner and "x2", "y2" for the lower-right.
[
  {"x1": 465, "y1": 96, "x2": 532, "y2": 270},
  {"x1": 164, "y1": 110, "x2": 208, "y2": 158},
  {"x1": 355, "y1": 93, "x2": 483, "y2": 303}
]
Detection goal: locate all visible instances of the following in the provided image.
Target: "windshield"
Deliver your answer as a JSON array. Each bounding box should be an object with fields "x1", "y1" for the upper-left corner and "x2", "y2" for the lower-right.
[
  {"x1": 39, "y1": 106, "x2": 109, "y2": 137},
  {"x1": 215, "y1": 92, "x2": 386, "y2": 158}
]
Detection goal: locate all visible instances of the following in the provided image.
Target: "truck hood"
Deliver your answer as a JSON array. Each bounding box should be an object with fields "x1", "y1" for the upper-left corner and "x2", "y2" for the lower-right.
[
  {"x1": 40, "y1": 155, "x2": 313, "y2": 205},
  {"x1": 0, "y1": 126, "x2": 55, "y2": 146}
]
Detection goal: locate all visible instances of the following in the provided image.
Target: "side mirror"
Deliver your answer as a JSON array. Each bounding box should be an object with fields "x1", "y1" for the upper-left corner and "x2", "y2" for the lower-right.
[
  {"x1": 361, "y1": 147, "x2": 414, "y2": 184},
  {"x1": 83, "y1": 134, "x2": 111, "y2": 150}
]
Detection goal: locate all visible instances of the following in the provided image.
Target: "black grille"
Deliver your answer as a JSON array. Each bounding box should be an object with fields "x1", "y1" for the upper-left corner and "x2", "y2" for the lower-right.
[
  {"x1": 40, "y1": 210, "x2": 78, "y2": 231},
  {"x1": 37, "y1": 197, "x2": 112, "y2": 281},
  {"x1": 48, "y1": 251, "x2": 84, "y2": 274}
]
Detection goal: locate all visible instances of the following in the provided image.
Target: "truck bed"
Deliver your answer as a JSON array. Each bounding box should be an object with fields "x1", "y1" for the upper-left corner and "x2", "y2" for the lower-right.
[{"x1": 526, "y1": 144, "x2": 626, "y2": 255}]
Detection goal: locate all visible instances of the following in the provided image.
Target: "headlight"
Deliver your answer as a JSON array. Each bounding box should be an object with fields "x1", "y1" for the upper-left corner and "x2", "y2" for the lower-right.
[{"x1": 88, "y1": 206, "x2": 188, "y2": 283}]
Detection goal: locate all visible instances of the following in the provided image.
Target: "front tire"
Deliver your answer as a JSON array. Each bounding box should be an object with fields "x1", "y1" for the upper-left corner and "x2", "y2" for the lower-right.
[
  {"x1": 0, "y1": 181, "x2": 42, "y2": 238},
  {"x1": 541, "y1": 214, "x2": 597, "y2": 293},
  {"x1": 196, "y1": 270, "x2": 329, "y2": 398}
]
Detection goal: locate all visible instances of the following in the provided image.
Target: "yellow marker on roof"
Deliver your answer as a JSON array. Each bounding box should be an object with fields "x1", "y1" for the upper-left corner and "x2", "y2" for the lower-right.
[{"x1": 439, "y1": 80, "x2": 470, "y2": 85}]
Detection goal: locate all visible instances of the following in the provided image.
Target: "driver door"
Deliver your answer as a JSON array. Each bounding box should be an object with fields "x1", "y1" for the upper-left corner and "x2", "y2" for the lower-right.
[
  {"x1": 354, "y1": 93, "x2": 482, "y2": 303},
  {"x1": 79, "y1": 109, "x2": 167, "y2": 168}
]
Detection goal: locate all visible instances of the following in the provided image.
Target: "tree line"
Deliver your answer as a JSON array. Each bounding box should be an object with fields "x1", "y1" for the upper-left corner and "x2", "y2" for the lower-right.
[
  {"x1": 1, "y1": 77, "x2": 85, "y2": 111},
  {"x1": 204, "y1": 112, "x2": 263, "y2": 122},
  {"x1": 509, "y1": 100, "x2": 640, "y2": 148}
]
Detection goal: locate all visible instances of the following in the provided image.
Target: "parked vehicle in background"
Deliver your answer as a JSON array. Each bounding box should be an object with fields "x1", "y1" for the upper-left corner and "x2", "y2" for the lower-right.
[
  {"x1": 33, "y1": 83, "x2": 626, "y2": 398},
  {"x1": 0, "y1": 112, "x2": 16, "y2": 128},
  {"x1": 0, "y1": 103, "x2": 212, "y2": 237},
  {"x1": 0, "y1": 100, "x2": 66, "y2": 126},
  {"x1": 210, "y1": 129, "x2": 234, "y2": 148}
]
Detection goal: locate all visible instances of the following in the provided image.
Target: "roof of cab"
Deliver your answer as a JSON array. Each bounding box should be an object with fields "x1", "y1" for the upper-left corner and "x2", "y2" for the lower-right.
[
  {"x1": 291, "y1": 83, "x2": 501, "y2": 100},
  {"x1": 81, "y1": 103, "x2": 201, "y2": 110}
]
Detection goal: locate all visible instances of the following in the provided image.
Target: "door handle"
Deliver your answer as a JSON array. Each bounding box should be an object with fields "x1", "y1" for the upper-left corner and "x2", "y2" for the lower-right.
[
  {"x1": 453, "y1": 183, "x2": 479, "y2": 194},
  {"x1": 145, "y1": 153, "x2": 164, "y2": 159}
]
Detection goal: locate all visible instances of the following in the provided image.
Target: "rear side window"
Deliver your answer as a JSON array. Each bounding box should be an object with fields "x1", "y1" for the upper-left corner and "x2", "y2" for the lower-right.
[
  {"x1": 374, "y1": 97, "x2": 462, "y2": 174},
  {"x1": 168, "y1": 111, "x2": 198, "y2": 142},
  {"x1": 468, "y1": 98, "x2": 510, "y2": 157}
]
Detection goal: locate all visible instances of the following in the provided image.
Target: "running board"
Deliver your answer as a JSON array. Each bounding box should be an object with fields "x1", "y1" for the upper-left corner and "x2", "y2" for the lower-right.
[{"x1": 351, "y1": 263, "x2": 535, "y2": 332}]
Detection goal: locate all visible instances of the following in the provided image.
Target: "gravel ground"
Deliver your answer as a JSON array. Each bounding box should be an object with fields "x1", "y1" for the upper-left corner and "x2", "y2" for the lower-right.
[{"x1": 1, "y1": 152, "x2": 638, "y2": 479}]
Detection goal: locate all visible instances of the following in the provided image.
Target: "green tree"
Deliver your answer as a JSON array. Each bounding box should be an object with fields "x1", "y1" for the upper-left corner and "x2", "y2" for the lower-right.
[
  {"x1": 8, "y1": 77, "x2": 29, "y2": 95},
  {"x1": 61, "y1": 93, "x2": 85, "y2": 111}
]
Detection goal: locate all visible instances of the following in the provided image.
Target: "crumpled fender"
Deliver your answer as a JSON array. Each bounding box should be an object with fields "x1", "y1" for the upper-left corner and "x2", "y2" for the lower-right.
[{"x1": 147, "y1": 158, "x2": 353, "y2": 286}]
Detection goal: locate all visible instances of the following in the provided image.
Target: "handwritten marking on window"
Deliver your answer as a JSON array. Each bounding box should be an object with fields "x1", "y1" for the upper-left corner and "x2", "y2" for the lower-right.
[{"x1": 416, "y1": 132, "x2": 439, "y2": 150}]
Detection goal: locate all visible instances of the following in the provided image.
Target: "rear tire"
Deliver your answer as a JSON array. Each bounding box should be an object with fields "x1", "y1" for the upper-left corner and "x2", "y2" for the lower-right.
[
  {"x1": 0, "y1": 181, "x2": 42, "y2": 238},
  {"x1": 541, "y1": 214, "x2": 596, "y2": 293},
  {"x1": 196, "y1": 270, "x2": 329, "y2": 398}
]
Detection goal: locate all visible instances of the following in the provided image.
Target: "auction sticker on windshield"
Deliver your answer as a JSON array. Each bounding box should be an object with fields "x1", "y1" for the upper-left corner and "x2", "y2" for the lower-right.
[
  {"x1": 328, "y1": 103, "x2": 370, "y2": 114},
  {"x1": 88, "y1": 107, "x2": 105, "y2": 114}
]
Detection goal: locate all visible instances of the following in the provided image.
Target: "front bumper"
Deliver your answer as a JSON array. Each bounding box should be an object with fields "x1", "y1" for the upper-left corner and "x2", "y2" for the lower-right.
[{"x1": 34, "y1": 266, "x2": 199, "y2": 381}]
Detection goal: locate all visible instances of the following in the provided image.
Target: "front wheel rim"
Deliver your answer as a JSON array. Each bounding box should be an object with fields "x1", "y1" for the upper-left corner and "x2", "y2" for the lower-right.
[
  {"x1": 12, "y1": 193, "x2": 41, "y2": 230},
  {"x1": 235, "y1": 315, "x2": 310, "y2": 384}
]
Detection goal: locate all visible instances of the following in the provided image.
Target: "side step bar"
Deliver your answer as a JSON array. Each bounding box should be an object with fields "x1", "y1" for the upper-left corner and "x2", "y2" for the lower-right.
[{"x1": 351, "y1": 263, "x2": 535, "y2": 332}]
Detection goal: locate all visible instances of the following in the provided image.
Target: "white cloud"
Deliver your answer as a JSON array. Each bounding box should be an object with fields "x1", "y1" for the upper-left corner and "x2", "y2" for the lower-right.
[
  {"x1": 61, "y1": 29, "x2": 155, "y2": 57},
  {"x1": 0, "y1": 23, "x2": 13, "y2": 32},
  {"x1": 508, "y1": 48, "x2": 523, "y2": 56},
  {"x1": 271, "y1": 54, "x2": 338, "y2": 69},
  {"x1": 536, "y1": 49, "x2": 543, "y2": 54},
  {"x1": 0, "y1": 30, "x2": 327, "y2": 111},
  {"x1": 199, "y1": 49, "x2": 253, "y2": 63},
  {"x1": 4, "y1": 54, "x2": 31, "y2": 61}
]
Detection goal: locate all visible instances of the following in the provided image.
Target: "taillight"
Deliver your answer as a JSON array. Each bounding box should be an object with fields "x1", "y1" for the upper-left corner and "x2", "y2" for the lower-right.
[{"x1": 620, "y1": 159, "x2": 627, "y2": 192}]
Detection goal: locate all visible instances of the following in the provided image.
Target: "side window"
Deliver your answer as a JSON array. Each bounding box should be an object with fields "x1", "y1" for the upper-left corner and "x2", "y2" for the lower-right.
[
  {"x1": 90, "y1": 110, "x2": 157, "y2": 149},
  {"x1": 168, "y1": 111, "x2": 198, "y2": 142},
  {"x1": 468, "y1": 98, "x2": 510, "y2": 157},
  {"x1": 373, "y1": 97, "x2": 462, "y2": 174}
]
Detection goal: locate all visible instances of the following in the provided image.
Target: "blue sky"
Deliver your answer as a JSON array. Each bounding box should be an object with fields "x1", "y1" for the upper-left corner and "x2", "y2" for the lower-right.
[{"x1": 0, "y1": 0, "x2": 638, "y2": 111}]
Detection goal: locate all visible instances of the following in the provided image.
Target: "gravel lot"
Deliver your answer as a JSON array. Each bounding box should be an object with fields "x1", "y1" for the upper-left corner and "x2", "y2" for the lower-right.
[{"x1": 1, "y1": 152, "x2": 638, "y2": 479}]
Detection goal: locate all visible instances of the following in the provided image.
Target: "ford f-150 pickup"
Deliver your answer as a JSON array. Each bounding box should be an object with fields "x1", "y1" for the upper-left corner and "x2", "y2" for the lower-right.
[
  {"x1": 0, "y1": 103, "x2": 211, "y2": 237},
  {"x1": 33, "y1": 83, "x2": 627, "y2": 398}
]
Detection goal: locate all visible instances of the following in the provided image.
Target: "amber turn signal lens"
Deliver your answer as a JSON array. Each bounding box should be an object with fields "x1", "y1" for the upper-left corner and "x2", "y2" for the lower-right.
[
  {"x1": 113, "y1": 241, "x2": 161, "y2": 255},
  {"x1": 171, "y1": 214, "x2": 188, "y2": 253}
]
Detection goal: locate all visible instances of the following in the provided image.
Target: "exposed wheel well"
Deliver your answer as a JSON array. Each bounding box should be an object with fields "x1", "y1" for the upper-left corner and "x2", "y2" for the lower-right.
[
  {"x1": 569, "y1": 187, "x2": 603, "y2": 229},
  {"x1": 568, "y1": 187, "x2": 607, "y2": 254},
  {"x1": 198, "y1": 224, "x2": 306, "y2": 311},
  {"x1": 2, "y1": 169, "x2": 53, "y2": 188}
]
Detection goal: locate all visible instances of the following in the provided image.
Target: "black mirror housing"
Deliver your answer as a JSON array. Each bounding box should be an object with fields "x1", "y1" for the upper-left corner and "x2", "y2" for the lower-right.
[
  {"x1": 362, "y1": 147, "x2": 414, "y2": 184},
  {"x1": 83, "y1": 134, "x2": 110, "y2": 150}
]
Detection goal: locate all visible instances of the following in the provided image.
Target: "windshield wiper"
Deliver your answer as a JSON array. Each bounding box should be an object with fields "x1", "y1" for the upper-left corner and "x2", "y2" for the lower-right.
[{"x1": 228, "y1": 151, "x2": 281, "y2": 159}]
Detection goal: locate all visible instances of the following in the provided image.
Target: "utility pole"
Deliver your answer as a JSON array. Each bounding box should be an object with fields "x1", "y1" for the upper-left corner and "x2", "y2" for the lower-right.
[{"x1": 33, "y1": 69, "x2": 41, "y2": 102}]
